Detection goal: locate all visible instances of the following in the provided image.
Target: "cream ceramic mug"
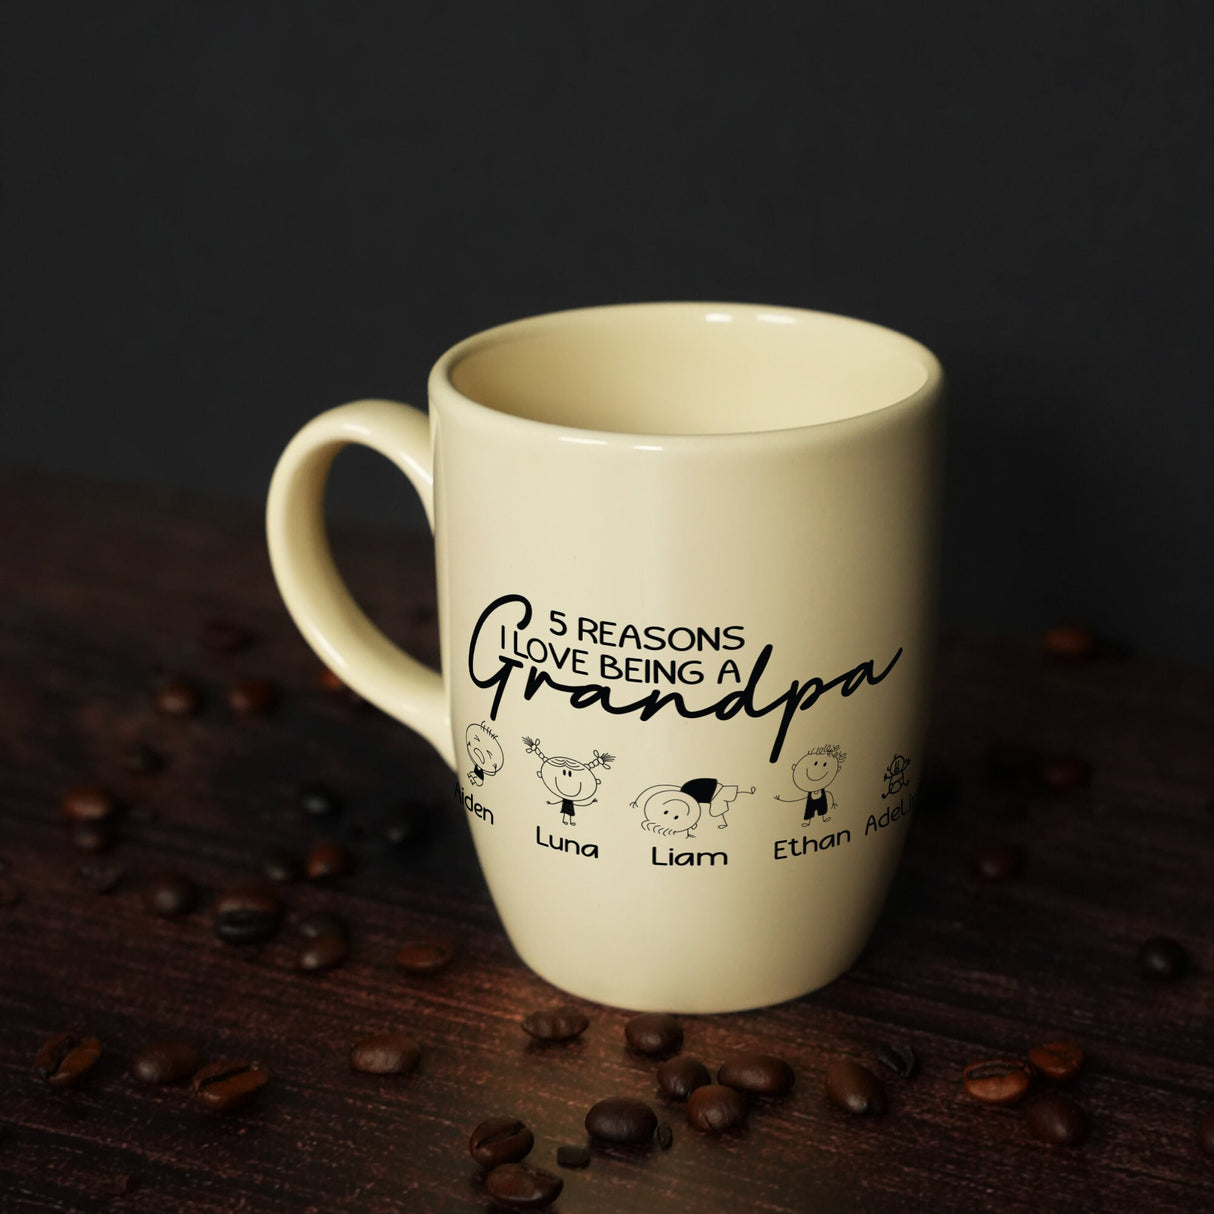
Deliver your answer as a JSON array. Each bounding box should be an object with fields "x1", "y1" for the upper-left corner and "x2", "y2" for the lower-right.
[{"x1": 266, "y1": 302, "x2": 944, "y2": 1013}]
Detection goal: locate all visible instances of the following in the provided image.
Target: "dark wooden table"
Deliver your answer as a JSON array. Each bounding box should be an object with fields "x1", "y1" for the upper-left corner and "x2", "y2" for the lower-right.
[{"x1": 1, "y1": 468, "x2": 1212, "y2": 1213}]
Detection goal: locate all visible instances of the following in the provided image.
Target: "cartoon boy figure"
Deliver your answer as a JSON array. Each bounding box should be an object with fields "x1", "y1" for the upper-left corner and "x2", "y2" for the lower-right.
[
  {"x1": 774, "y1": 744, "x2": 846, "y2": 824},
  {"x1": 632, "y1": 778, "x2": 755, "y2": 839},
  {"x1": 883, "y1": 753, "x2": 911, "y2": 800},
  {"x1": 522, "y1": 737, "x2": 615, "y2": 827},
  {"x1": 465, "y1": 721, "x2": 505, "y2": 788}
]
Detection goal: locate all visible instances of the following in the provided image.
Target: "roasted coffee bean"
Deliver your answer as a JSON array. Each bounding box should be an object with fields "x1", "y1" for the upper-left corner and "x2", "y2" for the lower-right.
[
  {"x1": 349, "y1": 1031, "x2": 421, "y2": 1075},
  {"x1": 227, "y1": 678, "x2": 280, "y2": 716},
  {"x1": 1028, "y1": 1041, "x2": 1084, "y2": 1082},
  {"x1": 717, "y1": 1052, "x2": 795, "y2": 1096},
  {"x1": 963, "y1": 1058, "x2": 1033, "y2": 1106},
  {"x1": 70, "y1": 820, "x2": 112, "y2": 853},
  {"x1": 201, "y1": 619, "x2": 255, "y2": 653},
  {"x1": 1138, "y1": 936, "x2": 1189, "y2": 980},
  {"x1": 121, "y1": 741, "x2": 164, "y2": 774},
  {"x1": 395, "y1": 939, "x2": 455, "y2": 975},
  {"x1": 385, "y1": 801, "x2": 431, "y2": 847},
  {"x1": 260, "y1": 847, "x2": 303, "y2": 883},
  {"x1": 132, "y1": 1040, "x2": 202, "y2": 1085},
  {"x1": 61, "y1": 785, "x2": 117, "y2": 823},
  {"x1": 687, "y1": 1084, "x2": 747, "y2": 1133},
  {"x1": 970, "y1": 838, "x2": 1024, "y2": 881},
  {"x1": 1039, "y1": 755, "x2": 1091, "y2": 791},
  {"x1": 656, "y1": 1121, "x2": 673, "y2": 1149},
  {"x1": 154, "y1": 678, "x2": 202, "y2": 717},
  {"x1": 1024, "y1": 1095, "x2": 1088, "y2": 1146},
  {"x1": 299, "y1": 783, "x2": 341, "y2": 817},
  {"x1": 484, "y1": 1162, "x2": 563, "y2": 1209},
  {"x1": 876, "y1": 1042, "x2": 919, "y2": 1080},
  {"x1": 468, "y1": 1116, "x2": 534, "y2": 1168},
  {"x1": 305, "y1": 839, "x2": 352, "y2": 880},
  {"x1": 522, "y1": 1006, "x2": 589, "y2": 1042},
  {"x1": 214, "y1": 887, "x2": 283, "y2": 945},
  {"x1": 624, "y1": 1012, "x2": 683, "y2": 1056},
  {"x1": 585, "y1": 1097, "x2": 658, "y2": 1144},
  {"x1": 0, "y1": 876, "x2": 21, "y2": 907},
  {"x1": 556, "y1": 1143, "x2": 591, "y2": 1168},
  {"x1": 298, "y1": 911, "x2": 348, "y2": 940},
  {"x1": 656, "y1": 1054, "x2": 712, "y2": 1101},
  {"x1": 317, "y1": 666, "x2": 346, "y2": 693},
  {"x1": 35, "y1": 1033, "x2": 102, "y2": 1087},
  {"x1": 191, "y1": 1059, "x2": 269, "y2": 1111},
  {"x1": 141, "y1": 873, "x2": 197, "y2": 918},
  {"x1": 1198, "y1": 1110, "x2": 1214, "y2": 1158},
  {"x1": 1041, "y1": 624, "x2": 1099, "y2": 661},
  {"x1": 295, "y1": 931, "x2": 348, "y2": 973},
  {"x1": 825, "y1": 1059, "x2": 888, "y2": 1115},
  {"x1": 76, "y1": 861, "x2": 124, "y2": 895}
]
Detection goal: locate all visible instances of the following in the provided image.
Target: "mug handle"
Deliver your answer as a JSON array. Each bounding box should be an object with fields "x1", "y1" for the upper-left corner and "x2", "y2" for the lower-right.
[{"x1": 265, "y1": 399, "x2": 455, "y2": 770}]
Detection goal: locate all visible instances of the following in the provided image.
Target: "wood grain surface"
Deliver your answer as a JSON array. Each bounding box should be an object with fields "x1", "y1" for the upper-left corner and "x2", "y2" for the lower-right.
[{"x1": 1, "y1": 468, "x2": 1212, "y2": 1213}]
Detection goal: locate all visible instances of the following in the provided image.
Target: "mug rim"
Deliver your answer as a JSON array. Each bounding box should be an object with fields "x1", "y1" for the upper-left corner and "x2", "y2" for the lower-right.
[{"x1": 428, "y1": 301, "x2": 943, "y2": 445}]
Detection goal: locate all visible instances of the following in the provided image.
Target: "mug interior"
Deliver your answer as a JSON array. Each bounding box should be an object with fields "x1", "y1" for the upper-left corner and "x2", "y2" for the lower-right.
[{"x1": 444, "y1": 303, "x2": 937, "y2": 436}]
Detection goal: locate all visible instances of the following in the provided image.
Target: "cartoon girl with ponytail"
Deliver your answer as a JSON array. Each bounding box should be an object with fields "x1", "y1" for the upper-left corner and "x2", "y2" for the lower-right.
[{"x1": 522, "y1": 737, "x2": 615, "y2": 827}]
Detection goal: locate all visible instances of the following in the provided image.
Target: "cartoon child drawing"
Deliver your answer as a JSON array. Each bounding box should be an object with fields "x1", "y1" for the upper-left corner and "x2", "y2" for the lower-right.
[
  {"x1": 522, "y1": 737, "x2": 615, "y2": 827},
  {"x1": 465, "y1": 721, "x2": 505, "y2": 788},
  {"x1": 883, "y1": 754, "x2": 911, "y2": 800},
  {"x1": 632, "y1": 779, "x2": 756, "y2": 839},
  {"x1": 774, "y1": 744, "x2": 846, "y2": 824}
]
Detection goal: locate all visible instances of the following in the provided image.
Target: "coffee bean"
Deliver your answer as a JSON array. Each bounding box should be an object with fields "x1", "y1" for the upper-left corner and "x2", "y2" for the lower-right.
[
  {"x1": 121, "y1": 742, "x2": 163, "y2": 774},
  {"x1": 299, "y1": 783, "x2": 341, "y2": 817},
  {"x1": 305, "y1": 839, "x2": 352, "y2": 880},
  {"x1": 201, "y1": 619, "x2": 256, "y2": 653},
  {"x1": 717, "y1": 1052, "x2": 795, "y2": 1097},
  {"x1": 1039, "y1": 755, "x2": 1091, "y2": 791},
  {"x1": 656, "y1": 1121, "x2": 673, "y2": 1149},
  {"x1": 970, "y1": 838, "x2": 1023, "y2": 881},
  {"x1": 687, "y1": 1084, "x2": 747, "y2": 1133},
  {"x1": 876, "y1": 1042, "x2": 919, "y2": 1080},
  {"x1": 35, "y1": 1033, "x2": 102, "y2": 1087},
  {"x1": 656, "y1": 1054, "x2": 712, "y2": 1101},
  {"x1": 0, "y1": 876, "x2": 21, "y2": 907},
  {"x1": 297, "y1": 911, "x2": 348, "y2": 940},
  {"x1": 585, "y1": 1097, "x2": 658, "y2": 1144},
  {"x1": 1198, "y1": 1110, "x2": 1214, "y2": 1158},
  {"x1": 227, "y1": 678, "x2": 280, "y2": 716},
  {"x1": 385, "y1": 801, "x2": 431, "y2": 847},
  {"x1": 1138, "y1": 936, "x2": 1189, "y2": 979},
  {"x1": 260, "y1": 847, "x2": 303, "y2": 883},
  {"x1": 624, "y1": 1012, "x2": 683, "y2": 1056},
  {"x1": 141, "y1": 873, "x2": 197, "y2": 918},
  {"x1": 468, "y1": 1116, "x2": 534, "y2": 1168},
  {"x1": 61, "y1": 785, "x2": 117, "y2": 823},
  {"x1": 191, "y1": 1059, "x2": 269, "y2": 1112},
  {"x1": 484, "y1": 1162, "x2": 563, "y2": 1208},
  {"x1": 350, "y1": 1032, "x2": 421, "y2": 1075},
  {"x1": 317, "y1": 666, "x2": 346, "y2": 693},
  {"x1": 1028, "y1": 1041, "x2": 1084, "y2": 1082},
  {"x1": 395, "y1": 939, "x2": 455, "y2": 976},
  {"x1": 522, "y1": 1006, "x2": 589, "y2": 1042},
  {"x1": 295, "y1": 931, "x2": 348, "y2": 973},
  {"x1": 155, "y1": 678, "x2": 202, "y2": 717},
  {"x1": 963, "y1": 1058, "x2": 1033, "y2": 1106},
  {"x1": 1041, "y1": 624, "x2": 1099, "y2": 661},
  {"x1": 214, "y1": 887, "x2": 283, "y2": 945},
  {"x1": 556, "y1": 1143, "x2": 591, "y2": 1168},
  {"x1": 825, "y1": 1059, "x2": 888, "y2": 1115},
  {"x1": 76, "y1": 861, "x2": 124, "y2": 895},
  {"x1": 70, "y1": 820, "x2": 112, "y2": 853},
  {"x1": 132, "y1": 1040, "x2": 201, "y2": 1085},
  {"x1": 1024, "y1": 1094, "x2": 1088, "y2": 1146}
]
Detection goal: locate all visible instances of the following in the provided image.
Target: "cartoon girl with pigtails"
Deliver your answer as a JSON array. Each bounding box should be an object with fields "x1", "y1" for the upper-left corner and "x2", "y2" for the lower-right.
[{"x1": 522, "y1": 737, "x2": 615, "y2": 827}]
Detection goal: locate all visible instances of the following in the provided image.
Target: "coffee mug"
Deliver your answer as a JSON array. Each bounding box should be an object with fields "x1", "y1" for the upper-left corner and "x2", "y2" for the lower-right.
[{"x1": 266, "y1": 302, "x2": 944, "y2": 1013}]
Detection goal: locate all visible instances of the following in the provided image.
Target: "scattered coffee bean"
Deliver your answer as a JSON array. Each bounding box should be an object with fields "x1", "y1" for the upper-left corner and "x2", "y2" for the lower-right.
[
  {"x1": 656, "y1": 1121, "x2": 673, "y2": 1149},
  {"x1": 154, "y1": 678, "x2": 202, "y2": 717},
  {"x1": 1138, "y1": 936, "x2": 1189, "y2": 980},
  {"x1": 1039, "y1": 755, "x2": 1091, "y2": 791},
  {"x1": 385, "y1": 801, "x2": 431, "y2": 847},
  {"x1": 76, "y1": 861, "x2": 124, "y2": 895},
  {"x1": 876, "y1": 1042, "x2": 919, "y2": 1080},
  {"x1": 214, "y1": 887, "x2": 283, "y2": 945},
  {"x1": 963, "y1": 1058, "x2": 1033, "y2": 1106},
  {"x1": 141, "y1": 873, "x2": 197, "y2": 918},
  {"x1": 970, "y1": 838, "x2": 1024, "y2": 881},
  {"x1": 305, "y1": 839, "x2": 352, "y2": 880},
  {"x1": 121, "y1": 742, "x2": 163, "y2": 774},
  {"x1": 0, "y1": 877, "x2": 21, "y2": 907},
  {"x1": 133, "y1": 1040, "x2": 202, "y2": 1085},
  {"x1": 469, "y1": 1116, "x2": 534, "y2": 1168},
  {"x1": 656, "y1": 1054, "x2": 712, "y2": 1101},
  {"x1": 624, "y1": 1012, "x2": 683, "y2": 1057},
  {"x1": 297, "y1": 911, "x2": 348, "y2": 940},
  {"x1": 686, "y1": 1084, "x2": 747, "y2": 1133},
  {"x1": 484, "y1": 1161, "x2": 563, "y2": 1209},
  {"x1": 201, "y1": 619, "x2": 256, "y2": 653},
  {"x1": 1028, "y1": 1041, "x2": 1084, "y2": 1082},
  {"x1": 585, "y1": 1097, "x2": 658, "y2": 1144},
  {"x1": 260, "y1": 847, "x2": 303, "y2": 883},
  {"x1": 295, "y1": 931, "x2": 348, "y2": 973},
  {"x1": 227, "y1": 678, "x2": 280, "y2": 716},
  {"x1": 70, "y1": 820, "x2": 112, "y2": 853},
  {"x1": 717, "y1": 1052, "x2": 795, "y2": 1097},
  {"x1": 1197, "y1": 1110, "x2": 1214, "y2": 1158},
  {"x1": 191, "y1": 1059, "x2": 269, "y2": 1112},
  {"x1": 1024, "y1": 1094, "x2": 1088, "y2": 1146},
  {"x1": 1041, "y1": 624, "x2": 1098, "y2": 661},
  {"x1": 299, "y1": 783, "x2": 341, "y2": 816},
  {"x1": 825, "y1": 1059, "x2": 888, "y2": 1115},
  {"x1": 61, "y1": 785, "x2": 117, "y2": 823},
  {"x1": 522, "y1": 1006, "x2": 589, "y2": 1042},
  {"x1": 556, "y1": 1144, "x2": 591, "y2": 1168},
  {"x1": 317, "y1": 666, "x2": 346, "y2": 693},
  {"x1": 395, "y1": 939, "x2": 455, "y2": 975},
  {"x1": 350, "y1": 1032, "x2": 421, "y2": 1075},
  {"x1": 35, "y1": 1033, "x2": 102, "y2": 1087}
]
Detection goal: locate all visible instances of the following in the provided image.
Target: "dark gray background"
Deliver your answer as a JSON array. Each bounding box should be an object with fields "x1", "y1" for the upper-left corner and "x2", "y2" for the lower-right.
[{"x1": 3, "y1": 2, "x2": 1211, "y2": 664}]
